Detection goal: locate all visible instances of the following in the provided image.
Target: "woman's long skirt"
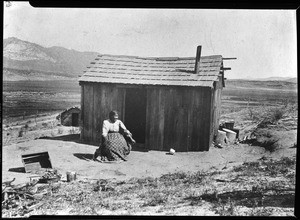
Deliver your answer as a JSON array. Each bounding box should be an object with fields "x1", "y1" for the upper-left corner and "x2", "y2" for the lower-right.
[{"x1": 100, "y1": 133, "x2": 131, "y2": 161}]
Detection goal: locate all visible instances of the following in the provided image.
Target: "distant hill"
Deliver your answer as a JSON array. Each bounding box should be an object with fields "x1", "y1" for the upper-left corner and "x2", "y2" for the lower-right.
[
  {"x1": 230, "y1": 76, "x2": 297, "y2": 83},
  {"x1": 225, "y1": 79, "x2": 297, "y2": 91},
  {"x1": 259, "y1": 77, "x2": 297, "y2": 82},
  {"x1": 4, "y1": 37, "x2": 298, "y2": 84},
  {"x1": 3, "y1": 37, "x2": 99, "y2": 80},
  {"x1": 284, "y1": 78, "x2": 297, "y2": 83}
]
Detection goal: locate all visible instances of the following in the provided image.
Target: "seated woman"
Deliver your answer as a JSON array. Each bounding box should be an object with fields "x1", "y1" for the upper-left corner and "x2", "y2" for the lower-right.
[{"x1": 93, "y1": 110, "x2": 135, "y2": 162}]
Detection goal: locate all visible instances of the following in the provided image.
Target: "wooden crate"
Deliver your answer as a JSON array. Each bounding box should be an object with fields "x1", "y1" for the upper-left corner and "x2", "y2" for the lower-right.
[{"x1": 21, "y1": 152, "x2": 52, "y2": 173}]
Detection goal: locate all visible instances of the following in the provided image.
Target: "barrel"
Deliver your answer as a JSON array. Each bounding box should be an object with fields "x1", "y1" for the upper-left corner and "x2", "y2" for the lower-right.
[
  {"x1": 231, "y1": 128, "x2": 240, "y2": 140},
  {"x1": 222, "y1": 128, "x2": 237, "y2": 144},
  {"x1": 216, "y1": 130, "x2": 227, "y2": 145},
  {"x1": 66, "y1": 171, "x2": 77, "y2": 182},
  {"x1": 224, "y1": 120, "x2": 235, "y2": 130}
]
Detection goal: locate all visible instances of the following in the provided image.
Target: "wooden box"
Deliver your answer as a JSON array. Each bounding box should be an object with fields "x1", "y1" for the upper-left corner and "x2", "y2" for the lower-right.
[{"x1": 21, "y1": 152, "x2": 52, "y2": 173}]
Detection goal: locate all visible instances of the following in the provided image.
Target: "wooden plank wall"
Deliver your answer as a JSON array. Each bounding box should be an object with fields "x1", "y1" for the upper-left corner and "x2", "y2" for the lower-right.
[
  {"x1": 203, "y1": 87, "x2": 213, "y2": 151},
  {"x1": 81, "y1": 83, "x2": 125, "y2": 143},
  {"x1": 211, "y1": 76, "x2": 223, "y2": 142},
  {"x1": 209, "y1": 86, "x2": 215, "y2": 150},
  {"x1": 82, "y1": 84, "x2": 94, "y2": 142},
  {"x1": 146, "y1": 86, "x2": 213, "y2": 152},
  {"x1": 80, "y1": 85, "x2": 84, "y2": 139},
  {"x1": 146, "y1": 89, "x2": 165, "y2": 150},
  {"x1": 81, "y1": 82, "x2": 216, "y2": 151}
]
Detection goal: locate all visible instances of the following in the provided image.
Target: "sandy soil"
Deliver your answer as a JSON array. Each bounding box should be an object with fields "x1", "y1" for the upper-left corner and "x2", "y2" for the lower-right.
[
  {"x1": 2, "y1": 132, "x2": 296, "y2": 186},
  {"x1": 2, "y1": 108, "x2": 297, "y2": 217}
]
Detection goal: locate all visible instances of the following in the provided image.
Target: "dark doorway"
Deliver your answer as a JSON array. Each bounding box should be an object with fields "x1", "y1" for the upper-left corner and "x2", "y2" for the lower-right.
[
  {"x1": 72, "y1": 113, "x2": 79, "y2": 126},
  {"x1": 125, "y1": 88, "x2": 147, "y2": 143}
]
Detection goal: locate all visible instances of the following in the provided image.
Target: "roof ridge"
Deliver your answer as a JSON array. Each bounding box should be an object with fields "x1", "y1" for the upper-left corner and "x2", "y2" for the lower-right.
[
  {"x1": 97, "y1": 54, "x2": 222, "y2": 60},
  {"x1": 97, "y1": 54, "x2": 139, "y2": 58}
]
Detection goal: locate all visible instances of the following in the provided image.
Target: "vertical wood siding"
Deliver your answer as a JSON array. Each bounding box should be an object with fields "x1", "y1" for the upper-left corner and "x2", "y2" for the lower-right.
[
  {"x1": 211, "y1": 76, "x2": 223, "y2": 143},
  {"x1": 80, "y1": 85, "x2": 84, "y2": 139},
  {"x1": 93, "y1": 84, "x2": 102, "y2": 143},
  {"x1": 146, "y1": 86, "x2": 214, "y2": 152},
  {"x1": 146, "y1": 88, "x2": 165, "y2": 150},
  {"x1": 81, "y1": 83, "x2": 125, "y2": 143},
  {"x1": 82, "y1": 84, "x2": 94, "y2": 142},
  {"x1": 208, "y1": 87, "x2": 215, "y2": 150},
  {"x1": 81, "y1": 82, "x2": 221, "y2": 151}
]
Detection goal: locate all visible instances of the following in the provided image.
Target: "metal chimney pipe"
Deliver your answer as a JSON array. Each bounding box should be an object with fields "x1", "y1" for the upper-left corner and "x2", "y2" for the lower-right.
[{"x1": 194, "y1": 45, "x2": 202, "y2": 73}]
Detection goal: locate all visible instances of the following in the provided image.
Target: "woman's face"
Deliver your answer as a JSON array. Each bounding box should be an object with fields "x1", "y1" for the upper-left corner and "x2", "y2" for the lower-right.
[{"x1": 110, "y1": 114, "x2": 118, "y2": 123}]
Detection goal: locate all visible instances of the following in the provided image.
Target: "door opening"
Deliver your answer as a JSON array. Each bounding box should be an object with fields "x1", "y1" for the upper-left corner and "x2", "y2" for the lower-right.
[
  {"x1": 72, "y1": 113, "x2": 79, "y2": 126},
  {"x1": 124, "y1": 88, "x2": 147, "y2": 144}
]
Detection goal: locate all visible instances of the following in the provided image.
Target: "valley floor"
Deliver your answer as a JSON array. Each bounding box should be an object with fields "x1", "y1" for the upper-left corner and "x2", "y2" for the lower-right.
[{"x1": 1, "y1": 96, "x2": 298, "y2": 217}]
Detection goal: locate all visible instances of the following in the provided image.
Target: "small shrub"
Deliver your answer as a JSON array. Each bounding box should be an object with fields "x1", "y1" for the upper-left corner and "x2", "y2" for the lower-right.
[
  {"x1": 143, "y1": 192, "x2": 168, "y2": 207},
  {"x1": 29, "y1": 125, "x2": 37, "y2": 131},
  {"x1": 249, "y1": 207, "x2": 273, "y2": 216},
  {"x1": 271, "y1": 108, "x2": 284, "y2": 121},
  {"x1": 49, "y1": 121, "x2": 57, "y2": 129},
  {"x1": 247, "y1": 108, "x2": 255, "y2": 120},
  {"x1": 110, "y1": 203, "x2": 123, "y2": 211},
  {"x1": 247, "y1": 108, "x2": 260, "y2": 121},
  {"x1": 246, "y1": 106, "x2": 266, "y2": 122},
  {"x1": 260, "y1": 139, "x2": 279, "y2": 152},
  {"x1": 186, "y1": 171, "x2": 205, "y2": 184},
  {"x1": 256, "y1": 106, "x2": 286, "y2": 128},
  {"x1": 24, "y1": 123, "x2": 29, "y2": 129},
  {"x1": 233, "y1": 166, "x2": 244, "y2": 172},
  {"x1": 18, "y1": 125, "x2": 28, "y2": 137},
  {"x1": 243, "y1": 161, "x2": 260, "y2": 168},
  {"x1": 215, "y1": 197, "x2": 236, "y2": 216},
  {"x1": 18, "y1": 129, "x2": 24, "y2": 137},
  {"x1": 280, "y1": 157, "x2": 295, "y2": 166},
  {"x1": 260, "y1": 157, "x2": 296, "y2": 177},
  {"x1": 159, "y1": 172, "x2": 188, "y2": 182}
]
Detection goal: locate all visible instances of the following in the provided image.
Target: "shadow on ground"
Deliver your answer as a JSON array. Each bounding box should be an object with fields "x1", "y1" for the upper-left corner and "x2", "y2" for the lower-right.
[
  {"x1": 73, "y1": 153, "x2": 94, "y2": 161},
  {"x1": 39, "y1": 135, "x2": 149, "y2": 152},
  {"x1": 38, "y1": 134, "x2": 98, "y2": 146},
  {"x1": 186, "y1": 190, "x2": 295, "y2": 208},
  {"x1": 131, "y1": 144, "x2": 149, "y2": 152}
]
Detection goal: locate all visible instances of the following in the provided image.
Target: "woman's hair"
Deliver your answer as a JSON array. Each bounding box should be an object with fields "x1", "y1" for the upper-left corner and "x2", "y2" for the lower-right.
[{"x1": 109, "y1": 110, "x2": 118, "y2": 118}]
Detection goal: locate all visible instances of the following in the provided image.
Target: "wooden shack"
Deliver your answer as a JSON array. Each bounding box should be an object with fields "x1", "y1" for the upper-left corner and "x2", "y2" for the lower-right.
[
  {"x1": 59, "y1": 106, "x2": 81, "y2": 127},
  {"x1": 79, "y1": 46, "x2": 227, "y2": 151}
]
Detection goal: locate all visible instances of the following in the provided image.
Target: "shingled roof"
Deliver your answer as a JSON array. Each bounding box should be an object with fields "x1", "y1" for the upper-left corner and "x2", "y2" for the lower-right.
[{"x1": 79, "y1": 54, "x2": 223, "y2": 87}]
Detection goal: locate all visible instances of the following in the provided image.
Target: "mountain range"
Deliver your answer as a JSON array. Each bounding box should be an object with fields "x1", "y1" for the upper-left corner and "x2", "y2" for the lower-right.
[
  {"x1": 3, "y1": 37, "x2": 99, "y2": 80},
  {"x1": 3, "y1": 37, "x2": 297, "y2": 83}
]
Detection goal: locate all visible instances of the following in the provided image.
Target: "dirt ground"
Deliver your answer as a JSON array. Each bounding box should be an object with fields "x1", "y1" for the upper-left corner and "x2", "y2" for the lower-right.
[
  {"x1": 2, "y1": 107, "x2": 297, "y2": 216},
  {"x1": 2, "y1": 107, "x2": 298, "y2": 185},
  {"x1": 2, "y1": 130, "x2": 296, "y2": 186}
]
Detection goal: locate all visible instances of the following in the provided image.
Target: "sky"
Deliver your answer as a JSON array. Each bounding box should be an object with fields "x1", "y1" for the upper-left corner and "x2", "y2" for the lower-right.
[{"x1": 3, "y1": 2, "x2": 297, "y2": 79}]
